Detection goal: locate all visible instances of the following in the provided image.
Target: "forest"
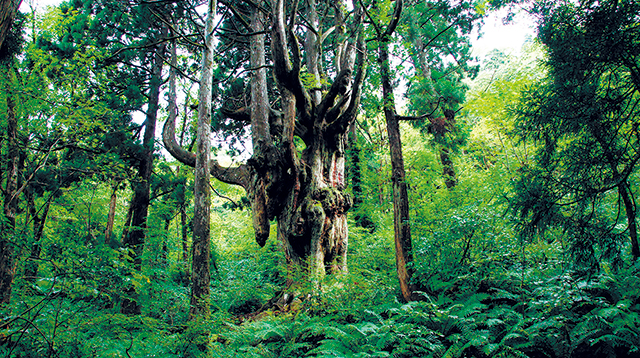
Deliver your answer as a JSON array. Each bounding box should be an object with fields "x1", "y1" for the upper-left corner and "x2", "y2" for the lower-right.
[{"x1": 1, "y1": 0, "x2": 640, "y2": 356}]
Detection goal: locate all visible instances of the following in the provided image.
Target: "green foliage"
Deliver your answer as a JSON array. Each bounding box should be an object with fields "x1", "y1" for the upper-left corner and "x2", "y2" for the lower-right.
[
  {"x1": 5, "y1": 1, "x2": 640, "y2": 358},
  {"x1": 511, "y1": 0, "x2": 640, "y2": 268},
  {"x1": 194, "y1": 260, "x2": 640, "y2": 358}
]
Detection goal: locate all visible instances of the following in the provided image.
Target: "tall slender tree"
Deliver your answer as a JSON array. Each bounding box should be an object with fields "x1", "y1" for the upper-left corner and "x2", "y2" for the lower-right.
[
  {"x1": 0, "y1": 7, "x2": 23, "y2": 305},
  {"x1": 371, "y1": 0, "x2": 421, "y2": 302},
  {"x1": 190, "y1": 0, "x2": 215, "y2": 318},
  {"x1": 1, "y1": 73, "x2": 19, "y2": 305},
  {"x1": 401, "y1": 0, "x2": 487, "y2": 189}
]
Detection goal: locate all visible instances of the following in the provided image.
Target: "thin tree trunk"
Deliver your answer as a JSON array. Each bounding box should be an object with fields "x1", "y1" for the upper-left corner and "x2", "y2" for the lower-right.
[
  {"x1": 439, "y1": 109, "x2": 458, "y2": 189},
  {"x1": 591, "y1": 120, "x2": 639, "y2": 261},
  {"x1": 121, "y1": 34, "x2": 166, "y2": 315},
  {"x1": 304, "y1": 0, "x2": 321, "y2": 105},
  {"x1": 378, "y1": 0, "x2": 418, "y2": 302},
  {"x1": 161, "y1": 219, "x2": 170, "y2": 266},
  {"x1": 0, "y1": 90, "x2": 18, "y2": 305},
  {"x1": 163, "y1": 37, "x2": 195, "y2": 279},
  {"x1": 348, "y1": 123, "x2": 374, "y2": 230},
  {"x1": 415, "y1": 34, "x2": 458, "y2": 189},
  {"x1": 189, "y1": 0, "x2": 215, "y2": 319},
  {"x1": 121, "y1": 199, "x2": 133, "y2": 243}
]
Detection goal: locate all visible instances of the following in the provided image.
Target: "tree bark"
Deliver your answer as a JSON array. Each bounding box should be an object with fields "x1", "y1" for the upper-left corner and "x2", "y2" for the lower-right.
[
  {"x1": 440, "y1": 146, "x2": 456, "y2": 189},
  {"x1": 121, "y1": 34, "x2": 167, "y2": 315},
  {"x1": 189, "y1": 0, "x2": 215, "y2": 319},
  {"x1": 121, "y1": 199, "x2": 133, "y2": 243},
  {"x1": 590, "y1": 116, "x2": 639, "y2": 261},
  {"x1": 439, "y1": 110, "x2": 457, "y2": 189},
  {"x1": 0, "y1": 87, "x2": 18, "y2": 305},
  {"x1": 267, "y1": 0, "x2": 364, "y2": 281},
  {"x1": 378, "y1": 0, "x2": 419, "y2": 302},
  {"x1": 0, "y1": 0, "x2": 21, "y2": 51},
  {"x1": 348, "y1": 122, "x2": 373, "y2": 230}
]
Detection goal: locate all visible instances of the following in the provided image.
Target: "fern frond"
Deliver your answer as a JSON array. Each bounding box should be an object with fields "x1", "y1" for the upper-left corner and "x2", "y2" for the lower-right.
[{"x1": 501, "y1": 332, "x2": 529, "y2": 347}]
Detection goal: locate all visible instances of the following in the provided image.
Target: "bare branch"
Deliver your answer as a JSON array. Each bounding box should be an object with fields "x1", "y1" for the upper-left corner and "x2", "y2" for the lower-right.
[{"x1": 211, "y1": 186, "x2": 239, "y2": 208}]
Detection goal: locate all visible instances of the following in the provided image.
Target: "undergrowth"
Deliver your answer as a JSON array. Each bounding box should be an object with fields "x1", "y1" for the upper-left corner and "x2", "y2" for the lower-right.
[{"x1": 2, "y1": 215, "x2": 640, "y2": 357}]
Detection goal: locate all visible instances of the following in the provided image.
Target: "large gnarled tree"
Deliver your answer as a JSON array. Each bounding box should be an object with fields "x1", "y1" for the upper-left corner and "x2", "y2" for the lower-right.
[{"x1": 164, "y1": 0, "x2": 365, "y2": 302}]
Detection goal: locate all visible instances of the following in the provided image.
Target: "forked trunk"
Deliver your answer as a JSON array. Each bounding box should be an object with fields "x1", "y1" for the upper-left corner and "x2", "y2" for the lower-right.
[{"x1": 261, "y1": 0, "x2": 363, "y2": 283}]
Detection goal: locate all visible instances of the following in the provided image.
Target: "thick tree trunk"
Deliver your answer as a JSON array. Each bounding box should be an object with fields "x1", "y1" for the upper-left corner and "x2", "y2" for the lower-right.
[
  {"x1": 0, "y1": 0, "x2": 21, "y2": 50},
  {"x1": 378, "y1": 0, "x2": 419, "y2": 302},
  {"x1": 265, "y1": 0, "x2": 364, "y2": 283},
  {"x1": 1, "y1": 91, "x2": 18, "y2": 305},
  {"x1": 121, "y1": 38, "x2": 166, "y2": 315},
  {"x1": 273, "y1": 132, "x2": 353, "y2": 281},
  {"x1": 248, "y1": 7, "x2": 272, "y2": 246},
  {"x1": 189, "y1": 0, "x2": 215, "y2": 319}
]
